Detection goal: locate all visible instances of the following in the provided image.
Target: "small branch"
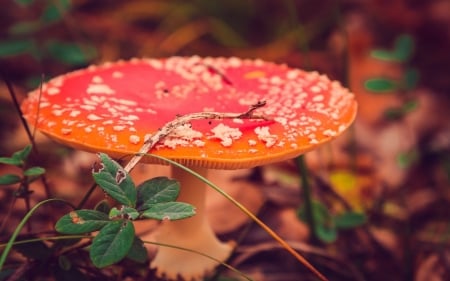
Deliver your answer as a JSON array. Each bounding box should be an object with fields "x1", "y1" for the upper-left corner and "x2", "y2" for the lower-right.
[{"x1": 124, "y1": 101, "x2": 269, "y2": 173}]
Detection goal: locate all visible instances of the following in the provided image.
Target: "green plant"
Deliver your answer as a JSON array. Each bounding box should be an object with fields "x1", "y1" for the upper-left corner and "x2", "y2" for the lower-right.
[
  {"x1": 55, "y1": 153, "x2": 195, "y2": 268},
  {"x1": 0, "y1": 145, "x2": 45, "y2": 188},
  {"x1": 1, "y1": 0, "x2": 97, "y2": 86},
  {"x1": 298, "y1": 201, "x2": 366, "y2": 243},
  {"x1": 0, "y1": 144, "x2": 46, "y2": 224},
  {"x1": 364, "y1": 34, "x2": 420, "y2": 120},
  {"x1": 0, "y1": 149, "x2": 252, "y2": 280}
]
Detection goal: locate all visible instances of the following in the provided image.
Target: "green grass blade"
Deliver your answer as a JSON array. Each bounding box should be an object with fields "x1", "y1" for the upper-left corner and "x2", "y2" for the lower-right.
[{"x1": 0, "y1": 198, "x2": 68, "y2": 271}]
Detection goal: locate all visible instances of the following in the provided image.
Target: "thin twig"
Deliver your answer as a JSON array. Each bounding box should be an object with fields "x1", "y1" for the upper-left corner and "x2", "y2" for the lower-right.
[
  {"x1": 123, "y1": 101, "x2": 269, "y2": 173},
  {"x1": 1, "y1": 75, "x2": 37, "y2": 152}
]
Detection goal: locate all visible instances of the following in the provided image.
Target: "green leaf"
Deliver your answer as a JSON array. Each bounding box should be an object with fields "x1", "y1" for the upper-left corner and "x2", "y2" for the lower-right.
[
  {"x1": 92, "y1": 153, "x2": 136, "y2": 207},
  {"x1": 334, "y1": 212, "x2": 367, "y2": 229},
  {"x1": 45, "y1": 40, "x2": 97, "y2": 66},
  {"x1": 298, "y1": 201, "x2": 337, "y2": 243},
  {"x1": 397, "y1": 149, "x2": 419, "y2": 169},
  {"x1": 41, "y1": 0, "x2": 72, "y2": 22},
  {"x1": 141, "y1": 202, "x2": 195, "y2": 220},
  {"x1": 108, "y1": 207, "x2": 139, "y2": 220},
  {"x1": 364, "y1": 78, "x2": 397, "y2": 93},
  {"x1": 209, "y1": 18, "x2": 248, "y2": 47},
  {"x1": 0, "y1": 40, "x2": 34, "y2": 57},
  {"x1": 122, "y1": 207, "x2": 139, "y2": 220},
  {"x1": 55, "y1": 210, "x2": 110, "y2": 234},
  {"x1": 23, "y1": 166, "x2": 46, "y2": 177},
  {"x1": 402, "y1": 68, "x2": 419, "y2": 91},
  {"x1": 12, "y1": 145, "x2": 33, "y2": 162},
  {"x1": 0, "y1": 157, "x2": 22, "y2": 166},
  {"x1": 14, "y1": 0, "x2": 34, "y2": 6},
  {"x1": 0, "y1": 145, "x2": 33, "y2": 166},
  {"x1": 8, "y1": 21, "x2": 42, "y2": 35},
  {"x1": 370, "y1": 49, "x2": 398, "y2": 61},
  {"x1": 371, "y1": 34, "x2": 414, "y2": 62},
  {"x1": 94, "y1": 200, "x2": 111, "y2": 214},
  {"x1": 315, "y1": 223, "x2": 337, "y2": 243},
  {"x1": 383, "y1": 107, "x2": 404, "y2": 120},
  {"x1": 0, "y1": 174, "x2": 21, "y2": 185},
  {"x1": 126, "y1": 236, "x2": 148, "y2": 263},
  {"x1": 394, "y1": 34, "x2": 414, "y2": 62},
  {"x1": 384, "y1": 100, "x2": 418, "y2": 120},
  {"x1": 402, "y1": 100, "x2": 418, "y2": 112},
  {"x1": 90, "y1": 220, "x2": 135, "y2": 268},
  {"x1": 136, "y1": 177, "x2": 180, "y2": 210}
]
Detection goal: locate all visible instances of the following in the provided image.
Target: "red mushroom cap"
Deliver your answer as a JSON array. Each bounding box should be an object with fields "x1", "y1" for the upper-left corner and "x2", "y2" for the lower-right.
[{"x1": 21, "y1": 56, "x2": 357, "y2": 169}]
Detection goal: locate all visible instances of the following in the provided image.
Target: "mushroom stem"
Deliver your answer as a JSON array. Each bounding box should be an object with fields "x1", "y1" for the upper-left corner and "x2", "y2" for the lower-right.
[{"x1": 150, "y1": 166, "x2": 234, "y2": 281}]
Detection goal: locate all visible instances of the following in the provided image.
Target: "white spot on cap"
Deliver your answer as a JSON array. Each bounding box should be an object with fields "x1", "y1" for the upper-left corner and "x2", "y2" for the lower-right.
[
  {"x1": 274, "y1": 117, "x2": 287, "y2": 126},
  {"x1": 87, "y1": 114, "x2": 103, "y2": 121},
  {"x1": 312, "y1": 95, "x2": 324, "y2": 102},
  {"x1": 144, "y1": 134, "x2": 152, "y2": 142},
  {"x1": 113, "y1": 125, "x2": 126, "y2": 131},
  {"x1": 52, "y1": 109, "x2": 65, "y2": 116},
  {"x1": 193, "y1": 140, "x2": 205, "y2": 147},
  {"x1": 287, "y1": 70, "x2": 299, "y2": 80},
  {"x1": 112, "y1": 71, "x2": 123, "y2": 78},
  {"x1": 323, "y1": 129, "x2": 337, "y2": 137},
  {"x1": 228, "y1": 57, "x2": 242, "y2": 67},
  {"x1": 86, "y1": 84, "x2": 115, "y2": 95},
  {"x1": 248, "y1": 139, "x2": 257, "y2": 146},
  {"x1": 47, "y1": 87, "x2": 60, "y2": 95},
  {"x1": 254, "y1": 126, "x2": 278, "y2": 147},
  {"x1": 80, "y1": 105, "x2": 96, "y2": 111},
  {"x1": 270, "y1": 76, "x2": 282, "y2": 85},
  {"x1": 110, "y1": 98, "x2": 138, "y2": 106},
  {"x1": 148, "y1": 59, "x2": 163, "y2": 69},
  {"x1": 162, "y1": 124, "x2": 203, "y2": 149},
  {"x1": 120, "y1": 115, "x2": 139, "y2": 121},
  {"x1": 61, "y1": 128, "x2": 72, "y2": 135},
  {"x1": 169, "y1": 123, "x2": 203, "y2": 139},
  {"x1": 92, "y1": 76, "x2": 103, "y2": 83},
  {"x1": 129, "y1": 135, "x2": 140, "y2": 144},
  {"x1": 311, "y1": 86, "x2": 321, "y2": 93},
  {"x1": 210, "y1": 123, "x2": 242, "y2": 147},
  {"x1": 69, "y1": 110, "x2": 81, "y2": 117}
]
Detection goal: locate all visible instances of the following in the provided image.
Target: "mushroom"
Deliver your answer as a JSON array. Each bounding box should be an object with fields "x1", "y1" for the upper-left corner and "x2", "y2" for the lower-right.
[{"x1": 21, "y1": 56, "x2": 357, "y2": 280}]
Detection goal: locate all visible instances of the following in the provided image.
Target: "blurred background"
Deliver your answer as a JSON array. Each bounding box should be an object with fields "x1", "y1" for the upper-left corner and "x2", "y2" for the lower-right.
[{"x1": 0, "y1": 0, "x2": 449, "y2": 280}]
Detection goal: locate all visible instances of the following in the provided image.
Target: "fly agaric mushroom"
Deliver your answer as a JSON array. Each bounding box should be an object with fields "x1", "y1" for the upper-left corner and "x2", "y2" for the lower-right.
[{"x1": 21, "y1": 56, "x2": 357, "y2": 281}]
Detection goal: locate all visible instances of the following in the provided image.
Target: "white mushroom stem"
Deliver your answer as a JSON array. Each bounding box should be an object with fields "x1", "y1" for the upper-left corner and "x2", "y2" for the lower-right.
[{"x1": 150, "y1": 166, "x2": 233, "y2": 281}]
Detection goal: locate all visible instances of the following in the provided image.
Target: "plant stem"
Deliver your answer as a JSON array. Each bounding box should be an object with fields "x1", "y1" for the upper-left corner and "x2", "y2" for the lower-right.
[
  {"x1": 76, "y1": 182, "x2": 98, "y2": 209},
  {"x1": 296, "y1": 155, "x2": 319, "y2": 244}
]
